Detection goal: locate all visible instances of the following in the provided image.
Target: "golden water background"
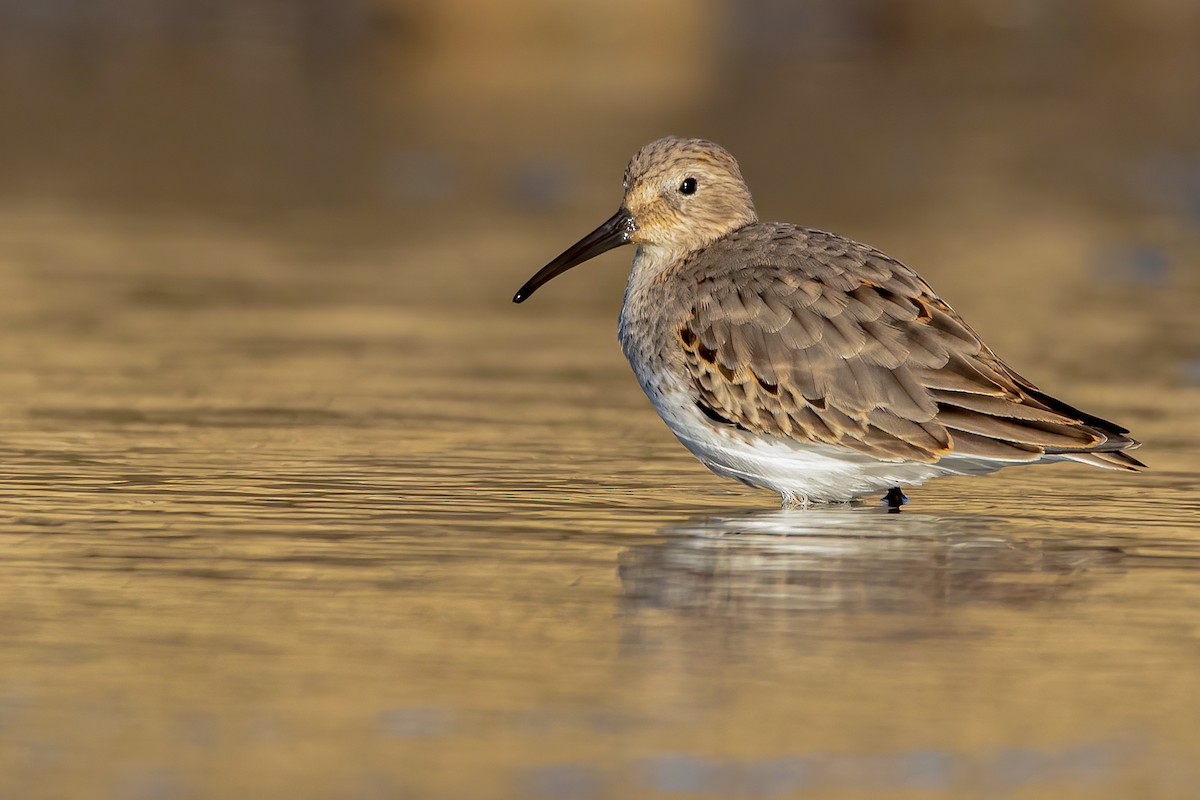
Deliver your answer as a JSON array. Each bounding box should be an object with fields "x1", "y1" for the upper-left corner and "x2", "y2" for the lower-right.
[{"x1": 0, "y1": 3, "x2": 1198, "y2": 798}]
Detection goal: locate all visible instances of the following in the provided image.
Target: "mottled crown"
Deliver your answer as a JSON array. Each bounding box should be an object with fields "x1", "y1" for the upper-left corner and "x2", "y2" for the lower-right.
[
  {"x1": 624, "y1": 137, "x2": 747, "y2": 191},
  {"x1": 621, "y1": 137, "x2": 758, "y2": 255}
]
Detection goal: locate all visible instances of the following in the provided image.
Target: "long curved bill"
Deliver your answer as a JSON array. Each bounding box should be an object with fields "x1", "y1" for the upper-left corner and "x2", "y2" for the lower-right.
[{"x1": 512, "y1": 208, "x2": 634, "y2": 303}]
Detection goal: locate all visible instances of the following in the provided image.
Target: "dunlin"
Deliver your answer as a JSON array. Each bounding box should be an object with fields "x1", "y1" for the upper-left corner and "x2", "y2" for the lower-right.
[{"x1": 513, "y1": 137, "x2": 1144, "y2": 507}]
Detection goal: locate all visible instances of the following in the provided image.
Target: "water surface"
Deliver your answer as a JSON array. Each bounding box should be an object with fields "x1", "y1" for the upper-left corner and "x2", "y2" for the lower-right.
[
  {"x1": 2, "y1": 9, "x2": 1200, "y2": 796},
  {"x1": 0, "y1": 208, "x2": 1196, "y2": 799}
]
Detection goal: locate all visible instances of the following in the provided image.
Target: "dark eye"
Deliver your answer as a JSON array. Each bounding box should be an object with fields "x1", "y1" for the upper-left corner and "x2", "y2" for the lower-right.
[{"x1": 679, "y1": 177, "x2": 697, "y2": 195}]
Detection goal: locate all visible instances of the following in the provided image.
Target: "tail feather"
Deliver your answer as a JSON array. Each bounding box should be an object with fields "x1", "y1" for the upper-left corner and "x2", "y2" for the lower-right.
[
  {"x1": 1023, "y1": 386, "x2": 1132, "y2": 437},
  {"x1": 1064, "y1": 448, "x2": 1146, "y2": 471},
  {"x1": 1000, "y1": 387, "x2": 1145, "y2": 470}
]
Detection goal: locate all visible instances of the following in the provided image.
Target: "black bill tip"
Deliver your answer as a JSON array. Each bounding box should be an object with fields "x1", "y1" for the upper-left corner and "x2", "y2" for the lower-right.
[{"x1": 512, "y1": 208, "x2": 633, "y2": 304}]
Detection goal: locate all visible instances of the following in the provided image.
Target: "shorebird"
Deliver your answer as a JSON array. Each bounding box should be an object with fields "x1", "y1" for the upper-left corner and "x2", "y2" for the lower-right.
[{"x1": 513, "y1": 137, "x2": 1144, "y2": 507}]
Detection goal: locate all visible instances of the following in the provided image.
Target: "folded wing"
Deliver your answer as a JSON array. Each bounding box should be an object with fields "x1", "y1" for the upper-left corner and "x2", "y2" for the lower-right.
[{"x1": 677, "y1": 228, "x2": 1144, "y2": 469}]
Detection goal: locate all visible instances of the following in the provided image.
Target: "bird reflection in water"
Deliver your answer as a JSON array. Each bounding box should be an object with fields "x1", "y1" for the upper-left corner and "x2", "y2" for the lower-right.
[{"x1": 618, "y1": 508, "x2": 1127, "y2": 616}]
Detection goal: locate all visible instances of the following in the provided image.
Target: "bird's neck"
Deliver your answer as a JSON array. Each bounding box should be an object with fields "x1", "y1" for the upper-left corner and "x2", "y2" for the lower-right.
[{"x1": 628, "y1": 242, "x2": 699, "y2": 292}]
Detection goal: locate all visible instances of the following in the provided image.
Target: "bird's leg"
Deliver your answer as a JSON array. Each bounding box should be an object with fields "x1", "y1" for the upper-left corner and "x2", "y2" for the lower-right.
[
  {"x1": 781, "y1": 492, "x2": 811, "y2": 510},
  {"x1": 882, "y1": 487, "x2": 908, "y2": 513}
]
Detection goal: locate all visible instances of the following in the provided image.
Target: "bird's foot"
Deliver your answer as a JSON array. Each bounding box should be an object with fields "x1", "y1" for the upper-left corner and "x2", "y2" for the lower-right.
[
  {"x1": 882, "y1": 487, "x2": 908, "y2": 513},
  {"x1": 780, "y1": 493, "x2": 812, "y2": 510}
]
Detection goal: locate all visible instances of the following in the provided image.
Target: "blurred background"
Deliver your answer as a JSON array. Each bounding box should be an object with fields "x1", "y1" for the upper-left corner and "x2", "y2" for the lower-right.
[
  {"x1": 2, "y1": 0, "x2": 1198, "y2": 371},
  {"x1": 1, "y1": 2, "x2": 1199, "y2": 799}
]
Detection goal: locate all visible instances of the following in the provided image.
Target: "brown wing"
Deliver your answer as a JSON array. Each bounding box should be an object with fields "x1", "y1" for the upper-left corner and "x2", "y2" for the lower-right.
[{"x1": 677, "y1": 229, "x2": 1144, "y2": 468}]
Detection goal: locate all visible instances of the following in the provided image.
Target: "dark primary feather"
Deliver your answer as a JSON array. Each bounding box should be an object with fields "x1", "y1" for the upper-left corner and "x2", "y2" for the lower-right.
[{"x1": 674, "y1": 225, "x2": 1144, "y2": 469}]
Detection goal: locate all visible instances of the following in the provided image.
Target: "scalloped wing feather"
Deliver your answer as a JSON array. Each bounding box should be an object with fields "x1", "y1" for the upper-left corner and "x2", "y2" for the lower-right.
[{"x1": 675, "y1": 227, "x2": 1144, "y2": 470}]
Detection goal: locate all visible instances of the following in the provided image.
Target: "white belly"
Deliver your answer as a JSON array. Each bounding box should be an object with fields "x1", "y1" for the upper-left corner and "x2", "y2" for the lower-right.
[{"x1": 653, "y1": 382, "x2": 958, "y2": 503}]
